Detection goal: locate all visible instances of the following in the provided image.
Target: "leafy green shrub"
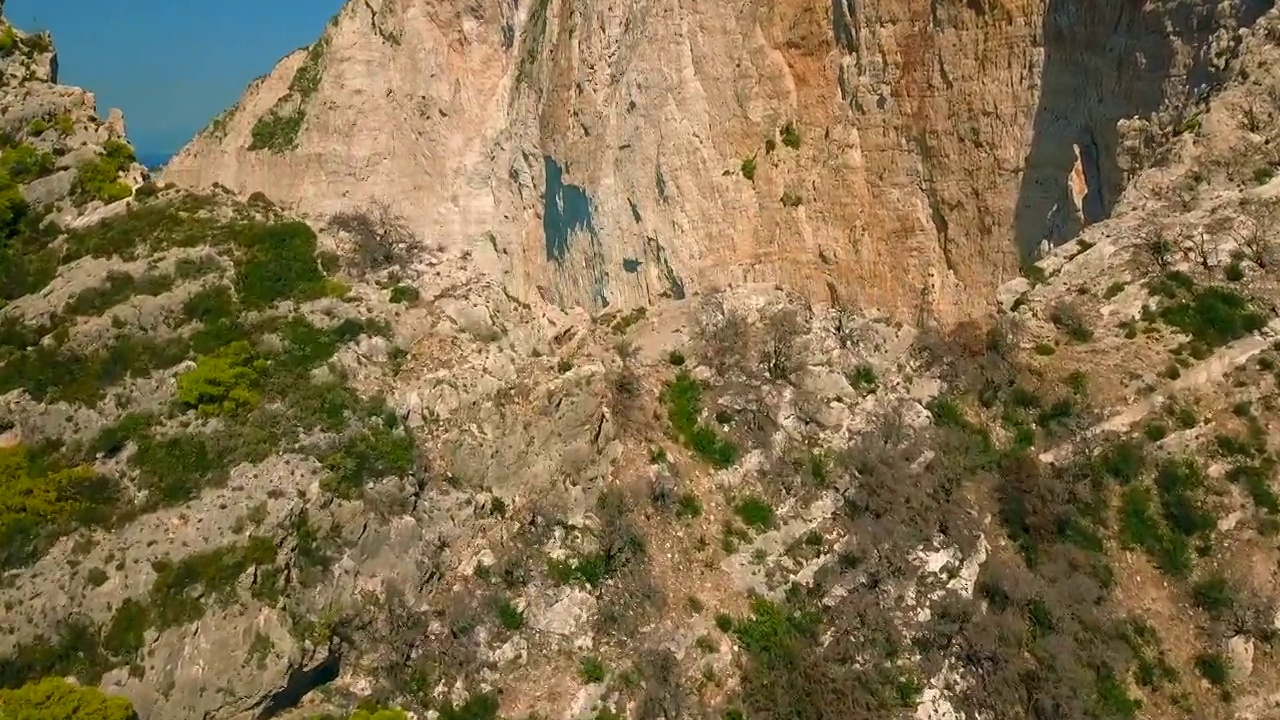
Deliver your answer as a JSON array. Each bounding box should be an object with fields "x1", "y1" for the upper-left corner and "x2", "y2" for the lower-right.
[
  {"x1": 0, "y1": 333, "x2": 191, "y2": 405},
  {"x1": 733, "y1": 495, "x2": 775, "y2": 531},
  {"x1": 1191, "y1": 574, "x2": 1236, "y2": 618},
  {"x1": 675, "y1": 492, "x2": 702, "y2": 518},
  {"x1": 1097, "y1": 440, "x2": 1145, "y2": 484},
  {"x1": 437, "y1": 693, "x2": 500, "y2": 720},
  {"x1": 848, "y1": 364, "x2": 878, "y2": 390},
  {"x1": 1157, "y1": 284, "x2": 1266, "y2": 349},
  {"x1": 0, "y1": 676, "x2": 137, "y2": 720},
  {"x1": 663, "y1": 371, "x2": 738, "y2": 468},
  {"x1": 780, "y1": 122, "x2": 801, "y2": 149},
  {"x1": 60, "y1": 195, "x2": 233, "y2": 263},
  {"x1": 1194, "y1": 651, "x2": 1230, "y2": 689},
  {"x1": 1226, "y1": 463, "x2": 1280, "y2": 514},
  {"x1": 0, "y1": 445, "x2": 122, "y2": 570},
  {"x1": 321, "y1": 420, "x2": 416, "y2": 498},
  {"x1": 234, "y1": 221, "x2": 326, "y2": 307},
  {"x1": 1048, "y1": 302, "x2": 1093, "y2": 343},
  {"x1": 740, "y1": 156, "x2": 757, "y2": 181},
  {"x1": 176, "y1": 341, "x2": 266, "y2": 416},
  {"x1": 0, "y1": 143, "x2": 55, "y2": 183},
  {"x1": 72, "y1": 140, "x2": 136, "y2": 204},
  {"x1": 388, "y1": 284, "x2": 420, "y2": 304},
  {"x1": 0, "y1": 27, "x2": 16, "y2": 55},
  {"x1": 579, "y1": 655, "x2": 607, "y2": 683},
  {"x1": 130, "y1": 432, "x2": 227, "y2": 506},
  {"x1": 494, "y1": 596, "x2": 524, "y2": 630}
]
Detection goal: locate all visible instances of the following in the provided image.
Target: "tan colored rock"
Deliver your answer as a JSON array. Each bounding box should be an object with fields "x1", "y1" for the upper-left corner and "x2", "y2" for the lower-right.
[{"x1": 163, "y1": 0, "x2": 1260, "y2": 322}]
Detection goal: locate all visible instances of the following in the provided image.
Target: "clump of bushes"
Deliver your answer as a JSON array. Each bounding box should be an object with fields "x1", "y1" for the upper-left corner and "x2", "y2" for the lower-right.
[
  {"x1": 0, "y1": 143, "x2": 55, "y2": 184},
  {"x1": 234, "y1": 221, "x2": 327, "y2": 307},
  {"x1": 389, "y1": 284, "x2": 420, "y2": 305},
  {"x1": 1151, "y1": 274, "x2": 1267, "y2": 348},
  {"x1": 0, "y1": 677, "x2": 137, "y2": 720},
  {"x1": 176, "y1": 341, "x2": 267, "y2": 416},
  {"x1": 321, "y1": 419, "x2": 416, "y2": 498},
  {"x1": 72, "y1": 140, "x2": 135, "y2": 204},
  {"x1": 0, "y1": 445, "x2": 122, "y2": 570}
]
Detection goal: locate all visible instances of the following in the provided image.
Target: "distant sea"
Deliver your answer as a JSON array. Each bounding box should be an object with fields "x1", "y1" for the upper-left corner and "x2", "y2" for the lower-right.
[{"x1": 136, "y1": 151, "x2": 174, "y2": 172}]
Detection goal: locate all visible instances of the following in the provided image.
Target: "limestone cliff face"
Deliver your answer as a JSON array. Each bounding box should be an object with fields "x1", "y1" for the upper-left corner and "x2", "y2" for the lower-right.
[{"x1": 163, "y1": 0, "x2": 1269, "y2": 321}]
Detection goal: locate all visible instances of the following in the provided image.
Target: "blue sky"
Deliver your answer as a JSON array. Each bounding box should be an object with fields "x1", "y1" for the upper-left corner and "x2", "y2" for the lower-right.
[{"x1": 6, "y1": 0, "x2": 344, "y2": 156}]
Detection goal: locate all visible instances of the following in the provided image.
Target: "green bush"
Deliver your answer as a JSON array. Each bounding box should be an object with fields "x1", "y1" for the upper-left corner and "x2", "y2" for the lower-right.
[
  {"x1": 176, "y1": 341, "x2": 266, "y2": 416},
  {"x1": 1158, "y1": 284, "x2": 1266, "y2": 349},
  {"x1": 663, "y1": 371, "x2": 738, "y2": 468},
  {"x1": 1191, "y1": 573, "x2": 1236, "y2": 618},
  {"x1": 1194, "y1": 651, "x2": 1231, "y2": 689},
  {"x1": 0, "y1": 143, "x2": 55, "y2": 183},
  {"x1": 0, "y1": 445, "x2": 121, "y2": 570},
  {"x1": 234, "y1": 221, "x2": 326, "y2": 307},
  {"x1": 389, "y1": 284, "x2": 420, "y2": 305},
  {"x1": 0, "y1": 676, "x2": 136, "y2": 720},
  {"x1": 72, "y1": 141, "x2": 136, "y2": 204},
  {"x1": 579, "y1": 655, "x2": 607, "y2": 683},
  {"x1": 248, "y1": 38, "x2": 328, "y2": 152},
  {"x1": 130, "y1": 432, "x2": 227, "y2": 506},
  {"x1": 321, "y1": 420, "x2": 416, "y2": 498},
  {"x1": 63, "y1": 270, "x2": 174, "y2": 316},
  {"x1": 494, "y1": 596, "x2": 524, "y2": 630},
  {"x1": 740, "y1": 156, "x2": 757, "y2": 181},
  {"x1": 734, "y1": 495, "x2": 775, "y2": 531},
  {"x1": 780, "y1": 122, "x2": 801, "y2": 149}
]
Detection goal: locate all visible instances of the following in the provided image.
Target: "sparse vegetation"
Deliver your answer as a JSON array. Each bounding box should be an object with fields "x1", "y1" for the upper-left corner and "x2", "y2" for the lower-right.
[
  {"x1": 663, "y1": 370, "x2": 739, "y2": 468},
  {"x1": 249, "y1": 36, "x2": 329, "y2": 152}
]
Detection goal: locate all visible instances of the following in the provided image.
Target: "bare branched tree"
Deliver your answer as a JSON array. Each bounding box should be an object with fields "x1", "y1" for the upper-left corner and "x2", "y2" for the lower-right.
[
  {"x1": 327, "y1": 200, "x2": 418, "y2": 273},
  {"x1": 1137, "y1": 223, "x2": 1176, "y2": 271},
  {"x1": 759, "y1": 306, "x2": 805, "y2": 381},
  {"x1": 693, "y1": 295, "x2": 752, "y2": 376},
  {"x1": 1187, "y1": 219, "x2": 1229, "y2": 270},
  {"x1": 1240, "y1": 198, "x2": 1280, "y2": 269}
]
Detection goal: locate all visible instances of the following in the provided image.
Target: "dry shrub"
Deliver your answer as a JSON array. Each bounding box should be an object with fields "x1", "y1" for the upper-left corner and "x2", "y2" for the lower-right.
[
  {"x1": 694, "y1": 296, "x2": 751, "y2": 376},
  {"x1": 327, "y1": 200, "x2": 417, "y2": 273}
]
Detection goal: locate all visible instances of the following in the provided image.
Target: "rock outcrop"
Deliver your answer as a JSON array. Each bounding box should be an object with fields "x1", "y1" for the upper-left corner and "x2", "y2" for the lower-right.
[{"x1": 164, "y1": 0, "x2": 1269, "y2": 321}]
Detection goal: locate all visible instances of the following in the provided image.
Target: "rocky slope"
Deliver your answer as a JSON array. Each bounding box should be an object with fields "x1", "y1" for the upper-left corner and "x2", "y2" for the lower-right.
[
  {"x1": 9, "y1": 4, "x2": 1280, "y2": 720},
  {"x1": 162, "y1": 0, "x2": 1270, "y2": 322}
]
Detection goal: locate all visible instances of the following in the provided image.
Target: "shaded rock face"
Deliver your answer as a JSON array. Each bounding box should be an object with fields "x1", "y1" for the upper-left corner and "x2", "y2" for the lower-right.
[{"x1": 163, "y1": 0, "x2": 1269, "y2": 321}]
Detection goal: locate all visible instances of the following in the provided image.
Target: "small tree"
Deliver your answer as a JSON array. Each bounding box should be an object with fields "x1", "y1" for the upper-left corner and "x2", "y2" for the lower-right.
[
  {"x1": 694, "y1": 295, "x2": 751, "y2": 376},
  {"x1": 327, "y1": 200, "x2": 417, "y2": 273},
  {"x1": 1185, "y1": 224, "x2": 1218, "y2": 270},
  {"x1": 1240, "y1": 199, "x2": 1279, "y2": 269},
  {"x1": 759, "y1": 306, "x2": 804, "y2": 381}
]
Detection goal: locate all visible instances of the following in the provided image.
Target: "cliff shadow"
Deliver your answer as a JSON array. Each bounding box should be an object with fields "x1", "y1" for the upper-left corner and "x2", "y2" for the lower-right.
[{"x1": 1012, "y1": 0, "x2": 1275, "y2": 260}]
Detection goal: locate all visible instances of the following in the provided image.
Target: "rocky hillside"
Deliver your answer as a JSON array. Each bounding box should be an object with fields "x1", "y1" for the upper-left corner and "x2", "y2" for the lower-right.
[
  {"x1": 160, "y1": 0, "x2": 1271, "y2": 322},
  {"x1": 9, "y1": 3, "x2": 1280, "y2": 720}
]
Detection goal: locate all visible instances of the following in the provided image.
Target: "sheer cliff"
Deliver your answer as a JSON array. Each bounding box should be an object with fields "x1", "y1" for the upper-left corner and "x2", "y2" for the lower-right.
[{"x1": 163, "y1": 0, "x2": 1269, "y2": 321}]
